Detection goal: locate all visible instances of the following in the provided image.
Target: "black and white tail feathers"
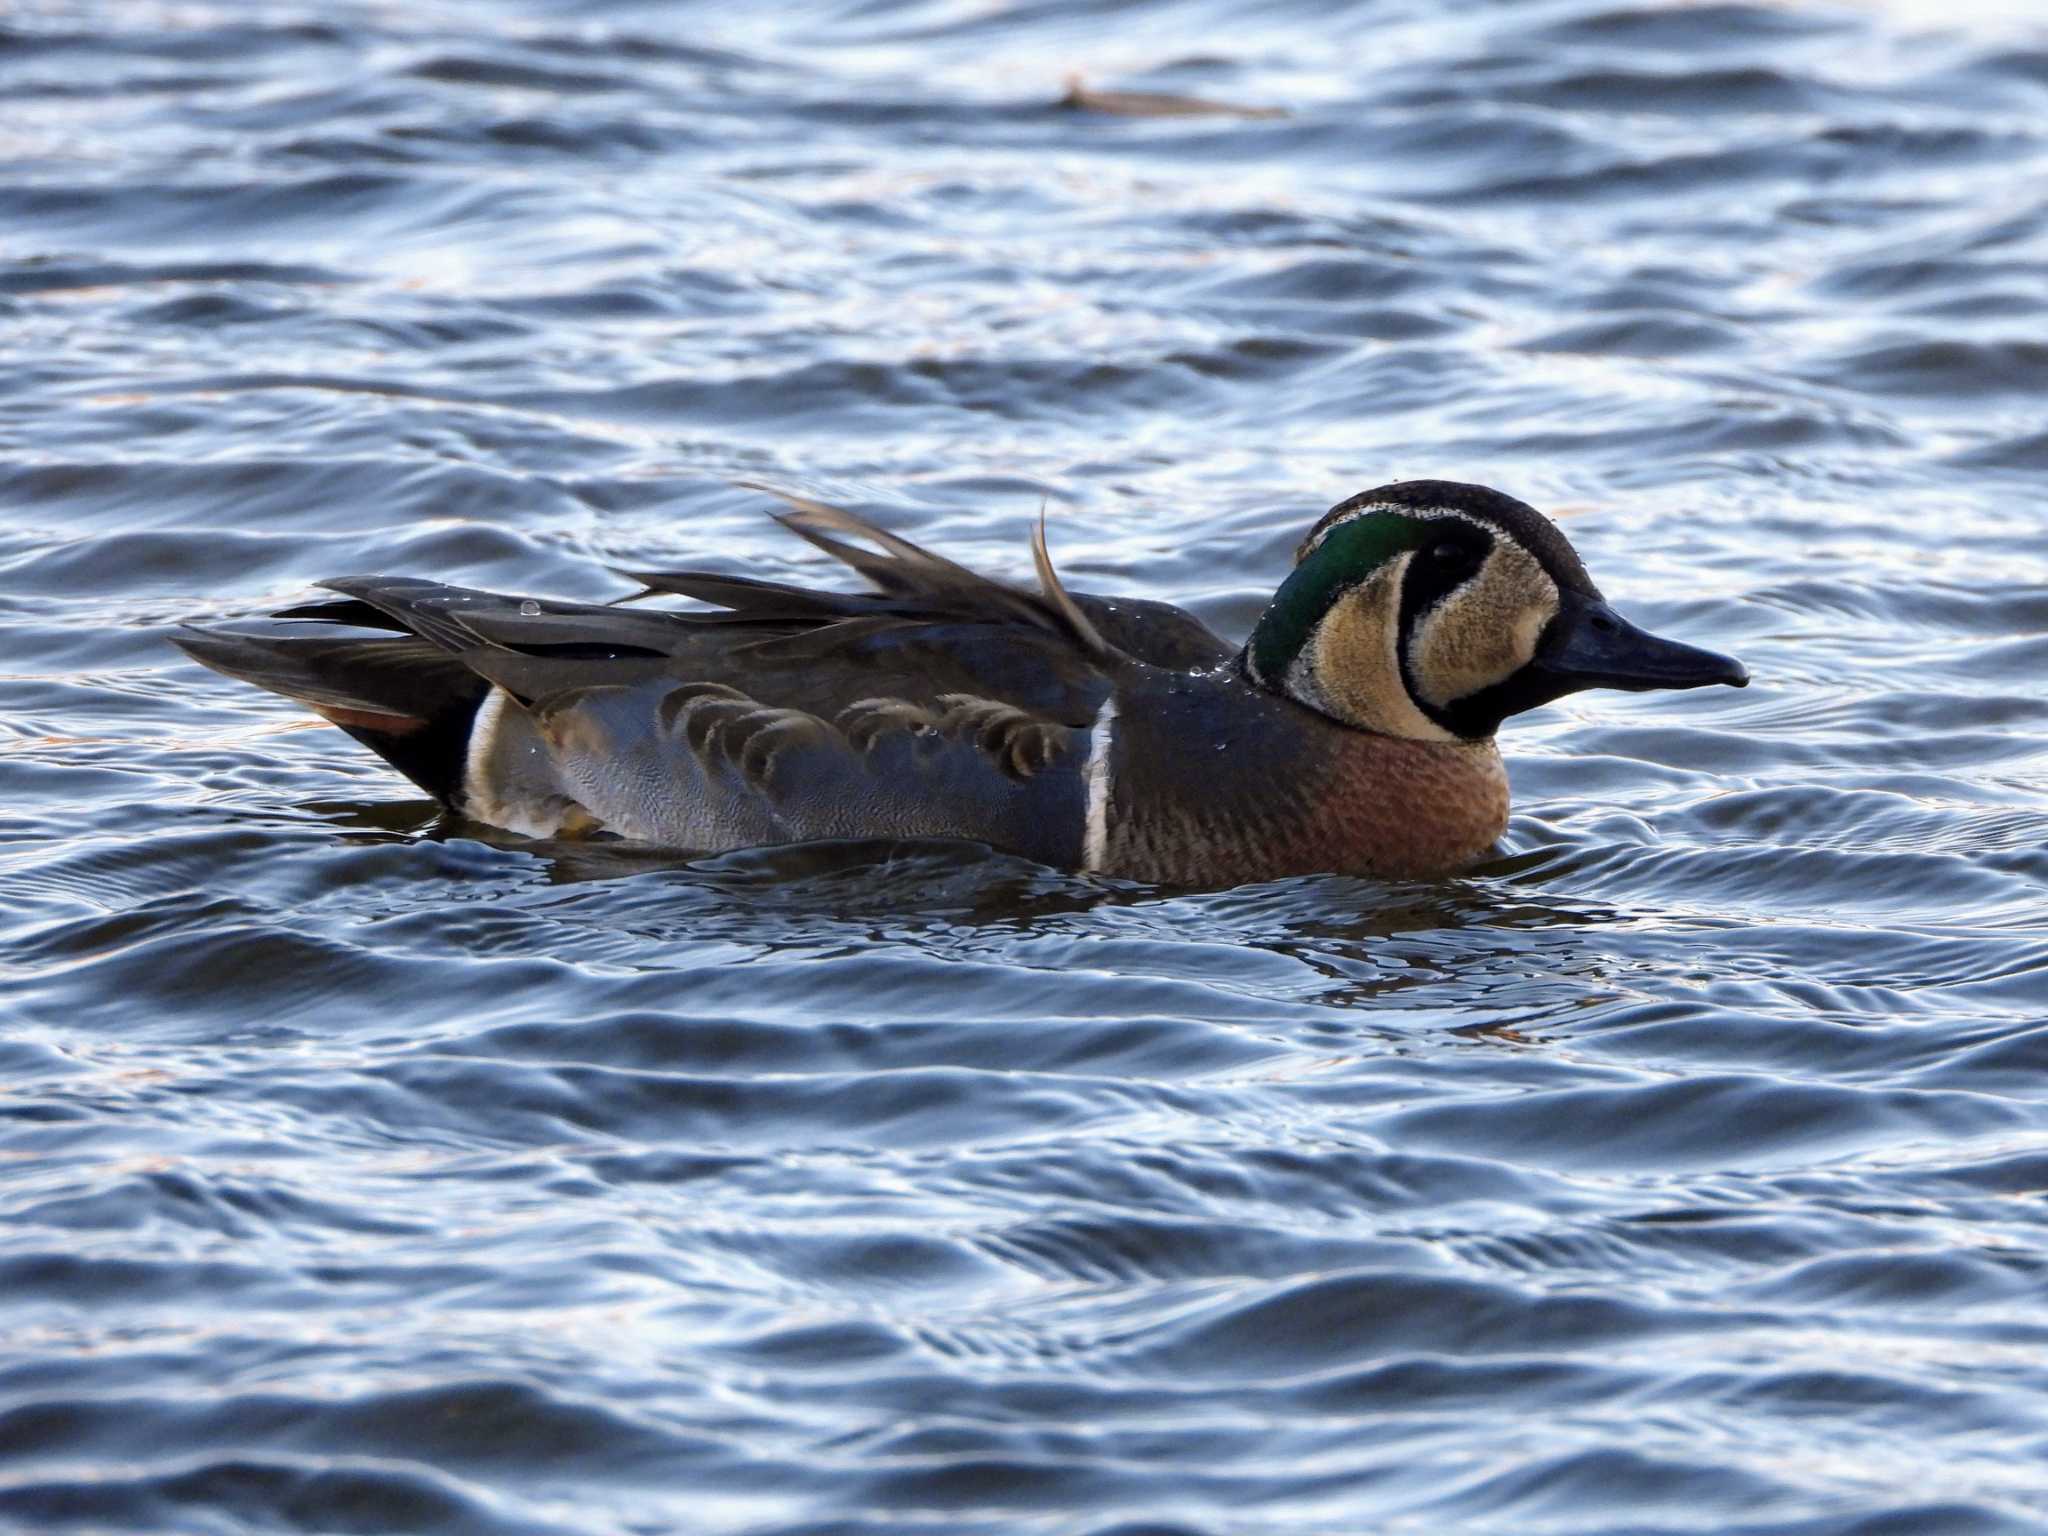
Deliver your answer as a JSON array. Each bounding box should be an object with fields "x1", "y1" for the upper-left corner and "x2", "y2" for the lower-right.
[{"x1": 172, "y1": 606, "x2": 490, "y2": 806}]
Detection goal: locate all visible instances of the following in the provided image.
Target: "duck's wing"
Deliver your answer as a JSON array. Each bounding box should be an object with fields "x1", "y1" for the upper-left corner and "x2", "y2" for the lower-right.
[
  {"x1": 1066, "y1": 594, "x2": 1234, "y2": 671},
  {"x1": 625, "y1": 493, "x2": 1236, "y2": 674},
  {"x1": 174, "y1": 501, "x2": 1149, "y2": 861}
]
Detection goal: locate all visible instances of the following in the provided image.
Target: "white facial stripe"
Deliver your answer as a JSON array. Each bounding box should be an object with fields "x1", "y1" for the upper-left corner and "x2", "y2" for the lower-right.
[{"x1": 1296, "y1": 506, "x2": 1502, "y2": 565}]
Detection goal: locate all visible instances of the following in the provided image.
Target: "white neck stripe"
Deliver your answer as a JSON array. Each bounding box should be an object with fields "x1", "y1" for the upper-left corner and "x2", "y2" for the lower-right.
[{"x1": 1082, "y1": 692, "x2": 1118, "y2": 873}]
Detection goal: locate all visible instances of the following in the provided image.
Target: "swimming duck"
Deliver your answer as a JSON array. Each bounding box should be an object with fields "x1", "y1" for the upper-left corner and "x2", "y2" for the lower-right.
[{"x1": 174, "y1": 481, "x2": 1746, "y2": 884}]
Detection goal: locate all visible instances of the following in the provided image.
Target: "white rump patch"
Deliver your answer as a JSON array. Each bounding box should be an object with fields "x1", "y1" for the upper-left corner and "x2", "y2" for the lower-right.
[
  {"x1": 462, "y1": 687, "x2": 511, "y2": 817},
  {"x1": 461, "y1": 687, "x2": 579, "y2": 838}
]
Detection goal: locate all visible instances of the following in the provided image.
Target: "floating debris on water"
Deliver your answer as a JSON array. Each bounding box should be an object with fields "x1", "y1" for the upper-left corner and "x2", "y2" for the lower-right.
[{"x1": 1058, "y1": 74, "x2": 1288, "y2": 119}]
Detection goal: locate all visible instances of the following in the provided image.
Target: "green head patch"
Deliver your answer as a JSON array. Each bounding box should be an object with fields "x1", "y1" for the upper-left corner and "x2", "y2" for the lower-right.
[{"x1": 1247, "y1": 510, "x2": 1428, "y2": 685}]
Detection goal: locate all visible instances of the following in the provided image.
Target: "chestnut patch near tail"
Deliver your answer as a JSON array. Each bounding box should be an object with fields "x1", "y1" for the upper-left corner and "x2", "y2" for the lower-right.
[{"x1": 311, "y1": 704, "x2": 426, "y2": 735}]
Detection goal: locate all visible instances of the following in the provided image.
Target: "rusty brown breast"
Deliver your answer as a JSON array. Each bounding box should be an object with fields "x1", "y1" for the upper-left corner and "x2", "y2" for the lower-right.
[{"x1": 1096, "y1": 665, "x2": 1510, "y2": 886}]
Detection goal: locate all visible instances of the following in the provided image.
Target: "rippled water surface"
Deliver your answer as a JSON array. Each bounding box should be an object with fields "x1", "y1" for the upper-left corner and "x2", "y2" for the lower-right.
[{"x1": 6, "y1": 0, "x2": 2048, "y2": 1530}]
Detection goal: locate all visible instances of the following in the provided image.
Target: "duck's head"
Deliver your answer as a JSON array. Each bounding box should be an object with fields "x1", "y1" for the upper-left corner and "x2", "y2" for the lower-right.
[{"x1": 1243, "y1": 480, "x2": 1747, "y2": 741}]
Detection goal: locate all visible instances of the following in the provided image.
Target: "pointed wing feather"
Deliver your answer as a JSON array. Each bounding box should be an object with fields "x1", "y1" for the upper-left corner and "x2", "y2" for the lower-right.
[
  {"x1": 610, "y1": 569, "x2": 901, "y2": 626},
  {"x1": 316, "y1": 578, "x2": 680, "y2": 657},
  {"x1": 741, "y1": 487, "x2": 1112, "y2": 659},
  {"x1": 628, "y1": 492, "x2": 1226, "y2": 670},
  {"x1": 1030, "y1": 512, "x2": 1109, "y2": 655}
]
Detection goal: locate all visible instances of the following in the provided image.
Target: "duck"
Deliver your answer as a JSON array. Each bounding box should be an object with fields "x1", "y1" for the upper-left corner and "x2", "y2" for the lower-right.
[{"x1": 173, "y1": 480, "x2": 1747, "y2": 885}]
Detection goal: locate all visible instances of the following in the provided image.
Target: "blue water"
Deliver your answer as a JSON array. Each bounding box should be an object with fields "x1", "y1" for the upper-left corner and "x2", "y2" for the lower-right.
[{"x1": 4, "y1": 1, "x2": 2048, "y2": 1531}]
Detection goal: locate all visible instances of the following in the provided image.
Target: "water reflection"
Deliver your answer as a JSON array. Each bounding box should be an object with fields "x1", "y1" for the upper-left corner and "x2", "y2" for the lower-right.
[{"x1": 5, "y1": 0, "x2": 2048, "y2": 1531}]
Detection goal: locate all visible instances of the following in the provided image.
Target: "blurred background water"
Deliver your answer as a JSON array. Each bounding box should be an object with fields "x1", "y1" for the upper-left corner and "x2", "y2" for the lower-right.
[{"x1": 4, "y1": 0, "x2": 2048, "y2": 1531}]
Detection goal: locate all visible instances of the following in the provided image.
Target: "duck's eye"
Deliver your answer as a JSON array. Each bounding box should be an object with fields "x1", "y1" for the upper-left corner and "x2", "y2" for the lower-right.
[{"x1": 1429, "y1": 541, "x2": 1476, "y2": 571}]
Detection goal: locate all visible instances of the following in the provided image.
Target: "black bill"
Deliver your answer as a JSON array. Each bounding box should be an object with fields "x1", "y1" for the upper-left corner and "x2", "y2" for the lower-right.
[{"x1": 1534, "y1": 596, "x2": 1749, "y2": 693}]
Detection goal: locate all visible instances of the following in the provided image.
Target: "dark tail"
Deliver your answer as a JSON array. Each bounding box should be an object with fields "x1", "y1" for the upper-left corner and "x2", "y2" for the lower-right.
[{"x1": 172, "y1": 621, "x2": 490, "y2": 807}]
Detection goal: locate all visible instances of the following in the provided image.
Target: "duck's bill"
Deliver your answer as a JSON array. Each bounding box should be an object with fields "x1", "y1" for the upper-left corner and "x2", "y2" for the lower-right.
[{"x1": 1533, "y1": 597, "x2": 1749, "y2": 693}]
